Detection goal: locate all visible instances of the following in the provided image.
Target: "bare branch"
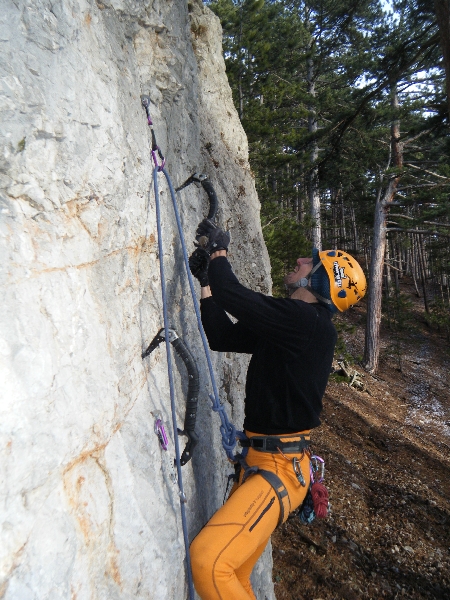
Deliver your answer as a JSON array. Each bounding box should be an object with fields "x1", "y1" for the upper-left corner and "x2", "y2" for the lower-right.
[
  {"x1": 384, "y1": 261, "x2": 402, "y2": 272},
  {"x1": 405, "y1": 162, "x2": 450, "y2": 180},
  {"x1": 402, "y1": 130, "x2": 432, "y2": 145},
  {"x1": 262, "y1": 216, "x2": 280, "y2": 229},
  {"x1": 389, "y1": 214, "x2": 450, "y2": 228},
  {"x1": 387, "y1": 227, "x2": 450, "y2": 236}
]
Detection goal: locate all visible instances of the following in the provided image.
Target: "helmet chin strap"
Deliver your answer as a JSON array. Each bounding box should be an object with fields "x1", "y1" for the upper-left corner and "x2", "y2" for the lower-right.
[{"x1": 286, "y1": 261, "x2": 333, "y2": 306}]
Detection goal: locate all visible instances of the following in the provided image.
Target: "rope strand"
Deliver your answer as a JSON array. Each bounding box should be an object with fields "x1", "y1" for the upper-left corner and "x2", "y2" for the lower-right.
[
  {"x1": 153, "y1": 167, "x2": 195, "y2": 600},
  {"x1": 163, "y1": 168, "x2": 238, "y2": 462}
]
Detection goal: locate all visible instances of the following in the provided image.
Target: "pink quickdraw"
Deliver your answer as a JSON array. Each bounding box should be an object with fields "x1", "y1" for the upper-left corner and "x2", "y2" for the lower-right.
[
  {"x1": 154, "y1": 417, "x2": 169, "y2": 451},
  {"x1": 141, "y1": 95, "x2": 166, "y2": 171}
]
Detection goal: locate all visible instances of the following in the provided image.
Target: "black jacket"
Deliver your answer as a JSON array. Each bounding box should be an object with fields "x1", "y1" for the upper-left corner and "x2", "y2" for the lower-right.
[{"x1": 200, "y1": 257, "x2": 337, "y2": 434}]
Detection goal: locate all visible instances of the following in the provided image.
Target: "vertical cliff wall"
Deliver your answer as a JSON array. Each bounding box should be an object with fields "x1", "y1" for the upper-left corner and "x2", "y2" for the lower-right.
[{"x1": 0, "y1": 1, "x2": 274, "y2": 598}]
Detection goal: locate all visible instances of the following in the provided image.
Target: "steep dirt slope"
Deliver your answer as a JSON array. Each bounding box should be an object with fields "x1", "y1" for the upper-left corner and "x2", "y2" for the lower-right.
[{"x1": 272, "y1": 282, "x2": 450, "y2": 600}]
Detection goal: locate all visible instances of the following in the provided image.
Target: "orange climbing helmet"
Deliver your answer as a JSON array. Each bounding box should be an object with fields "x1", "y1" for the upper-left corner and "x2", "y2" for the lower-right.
[{"x1": 313, "y1": 249, "x2": 367, "y2": 312}]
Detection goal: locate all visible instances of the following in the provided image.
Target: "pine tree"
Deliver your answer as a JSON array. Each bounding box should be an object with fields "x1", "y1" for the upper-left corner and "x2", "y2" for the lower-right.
[{"x1": 208, "y1": 0, "x2": 450, "y2": 351}]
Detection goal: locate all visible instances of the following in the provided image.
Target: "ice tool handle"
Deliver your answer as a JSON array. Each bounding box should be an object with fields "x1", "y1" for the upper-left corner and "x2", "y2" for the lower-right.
[
  {"x1": 141, "y1": 95, "x2": 165, "y2": 171},
  {"x1": 176, "y1": 173, "x2": 218, "y2": 221},
  {"x1": 143, "y1": 328, "x2": 199, "y2": 466}
]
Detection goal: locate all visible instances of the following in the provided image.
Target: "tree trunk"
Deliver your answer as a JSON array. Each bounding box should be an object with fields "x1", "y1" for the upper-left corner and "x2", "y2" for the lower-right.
[
  {"x1": 238, "y1": 1, "x2": 244, "y2": 121},
  {"x1": 411, "y1": 233, "x2": 421, "y2": 297},
  {"x1": 363, "y1": 86, "x2": 403, "y2": 373},
  {"x1": 385, "y1": 236, "x2": 392, "y2": 290},
  {"x1": 395, "y1": 233, "x2": 403, "y2": 279},
  {"x1": 339, "y1": 186, "x2": 346, "y2": 245},
  {"x1": 363, "y1": 178, "x2": 397, "y2": 372},
  {"x1": 331, "y1": 188, "x2": 338, "y2": 248},
  {"x1": 351, "y1": 202, "x2": 359, "y2": 252},
  {"x1": 434, "y1": 0, "x2": 450, "y2": 121},
  {"x1": 307, "y1": 53, "x2": 321, "y2": 249},
  {"x1": 405, "y1": 239, "x2": 410, "y2": 277},
  {"x1": 393, "y1": 236, "x2": 400, "y2": 292},
  {"x1": 384, "y1": 259, "x2": 392, "y2": 329},
  {"x1": 418, "y1": 233, "x2": 430, "y2": 314}
]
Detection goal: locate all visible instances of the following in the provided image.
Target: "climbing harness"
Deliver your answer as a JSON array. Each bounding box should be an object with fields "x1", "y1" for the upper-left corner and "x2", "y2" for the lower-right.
[
  {"x1": 143, "y1": 328, "x2": 199, "y2": 466},
  {"x1": 238, "y1": 440, "x2": 328, "y2": 527},
  {"x1": 234, "y1": 434, "x2": 329, "y2": 527},
  {"x1": 239, "y1": 433, "x2": 311, "y2": 454},
  {"x1": 231, "y1": 433, "x2": 312, "y2": 527},
  {"x1": 257, "y1": 470, "x2": 291, "y2": 527}
]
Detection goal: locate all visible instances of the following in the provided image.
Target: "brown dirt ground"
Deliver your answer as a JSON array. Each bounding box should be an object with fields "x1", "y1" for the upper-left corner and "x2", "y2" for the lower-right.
[{"x1": 272, "y1": 280, "x2": 450, "y2": 600}]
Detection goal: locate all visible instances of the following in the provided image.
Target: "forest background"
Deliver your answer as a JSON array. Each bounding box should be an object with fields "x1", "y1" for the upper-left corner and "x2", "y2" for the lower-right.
[{"x1": 205, "y1": 0, "x2": 450, "y2": 373}]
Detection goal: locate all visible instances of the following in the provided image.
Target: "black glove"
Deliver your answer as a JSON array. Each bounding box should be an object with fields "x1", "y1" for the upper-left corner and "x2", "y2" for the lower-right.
[
  {"x1": 195, "y1": 218, "x2": 216, "y2": 241},
  {"x1": 189, "y1": 247, "x2": 210, "y2": 287},
  {"x1": 195, "y1": 218, "x2": 231, "y2": 255},
  {"x1": 207, "y1": 228, "x2": 230, "y2": 254}
]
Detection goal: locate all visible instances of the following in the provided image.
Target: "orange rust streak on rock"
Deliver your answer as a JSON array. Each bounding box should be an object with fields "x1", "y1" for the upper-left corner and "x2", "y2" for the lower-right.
[
  {"x1": 108, "y1": 543, "x2": 122, "y2": 586},
  {"x1": 8, "y1": 236, "x2": 157, "y2": 285},
  {"x1": 1, "y1": 540, "x2": 28, "y2": 594}
]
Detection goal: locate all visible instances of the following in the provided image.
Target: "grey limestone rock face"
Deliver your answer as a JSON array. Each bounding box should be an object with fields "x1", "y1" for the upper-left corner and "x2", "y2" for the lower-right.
[{"x1": 0, "y1": 0, "x2": 274, "y2": 599}]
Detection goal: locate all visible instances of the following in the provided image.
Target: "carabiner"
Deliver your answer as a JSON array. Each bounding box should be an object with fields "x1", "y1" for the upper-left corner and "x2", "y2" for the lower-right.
[
  {"x1": 154, "y1": 416, "x2": 169, "y2": 451},
  {"x1": 310, "y1": 455, "x2": 325, "y2": 483},
  {"x1": 293, "y1": 456, "x2": 306, "y2": 487},
  {"x1": 141, "y1": 95, "x2": 166, "y2": 171}
]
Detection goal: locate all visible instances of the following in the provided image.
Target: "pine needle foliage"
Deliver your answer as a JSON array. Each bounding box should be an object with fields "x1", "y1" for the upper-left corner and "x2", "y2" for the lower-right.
[{"x1": 207, "y1": 0, "x2": 450, "y2": 340}]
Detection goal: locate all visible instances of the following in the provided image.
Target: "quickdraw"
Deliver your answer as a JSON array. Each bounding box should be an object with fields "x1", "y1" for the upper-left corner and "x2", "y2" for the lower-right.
[
  {"x1": 143, "y1": 328, "x2": 199, "y2": 466},
  {"x1": 141, "y1": 95, "x2": 165, "y2": 170},
  {"x1": 154, "y1": 415, "x2": 169, "y2": 451},
  {"x1": 153, "y1": 414, "x2": 185, "y2": 500},
  {"x1": 311, "y1": 454, "x2": 325, "y2": 482}
]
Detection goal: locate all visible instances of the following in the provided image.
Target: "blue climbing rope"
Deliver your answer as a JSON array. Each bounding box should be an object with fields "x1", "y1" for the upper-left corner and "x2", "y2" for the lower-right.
[
  {"x1": 162, "y1": 168, "x2": 238, "y2": 462},
  {"x1": 153, "y1": 166, "x2": 195, "y2": 600}
]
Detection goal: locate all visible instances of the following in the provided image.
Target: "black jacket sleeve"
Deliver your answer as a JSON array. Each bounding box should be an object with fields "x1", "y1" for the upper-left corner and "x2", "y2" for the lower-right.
[
  {"x1": 208, "y1": 256, "x2": 319, "y2": 352},
  {"x1": 200, "y1": 296, "x2": 256, "y2": 353}
]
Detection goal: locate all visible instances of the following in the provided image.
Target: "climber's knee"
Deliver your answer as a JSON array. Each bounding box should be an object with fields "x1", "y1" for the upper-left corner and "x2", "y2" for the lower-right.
[
  {"x1": 191, "y1": 527, "x2": 243, "y2": 599},
  {"x1": 190, "y1": 530, "x2": 216, "y2": 595}
]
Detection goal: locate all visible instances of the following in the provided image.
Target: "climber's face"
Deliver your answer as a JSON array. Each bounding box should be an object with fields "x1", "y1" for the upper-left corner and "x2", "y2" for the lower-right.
[{"x1": 283, "y1": 258, "x2": 313, "y2": 286}]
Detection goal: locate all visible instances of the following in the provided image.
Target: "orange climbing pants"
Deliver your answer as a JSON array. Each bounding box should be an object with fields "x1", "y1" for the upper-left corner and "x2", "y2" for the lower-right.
[{"x1": 190, "y1": 431, "x2": 311, "y2": 600}]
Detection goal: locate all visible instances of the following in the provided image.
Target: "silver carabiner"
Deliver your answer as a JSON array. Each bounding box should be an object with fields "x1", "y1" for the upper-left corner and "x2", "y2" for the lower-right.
[{"x1": 292, "y1": 457, "x2": 306, "y2": 487}]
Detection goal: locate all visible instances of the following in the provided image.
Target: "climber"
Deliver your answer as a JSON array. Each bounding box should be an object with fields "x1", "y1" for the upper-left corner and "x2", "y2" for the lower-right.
[{"x1": 188, "y1": 220, "x2": 366, "y2": 600}]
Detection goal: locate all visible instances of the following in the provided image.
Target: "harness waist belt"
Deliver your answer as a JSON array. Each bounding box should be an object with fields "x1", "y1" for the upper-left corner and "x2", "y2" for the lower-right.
[{"x1": 239, "y1": 435, "x2": 310, "y2": 453}]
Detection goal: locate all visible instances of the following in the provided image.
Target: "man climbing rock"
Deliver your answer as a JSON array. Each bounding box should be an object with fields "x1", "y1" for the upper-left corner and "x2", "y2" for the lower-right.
[{"x1": 188, "y1": 219, "x2": 366, "y2": 600}]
